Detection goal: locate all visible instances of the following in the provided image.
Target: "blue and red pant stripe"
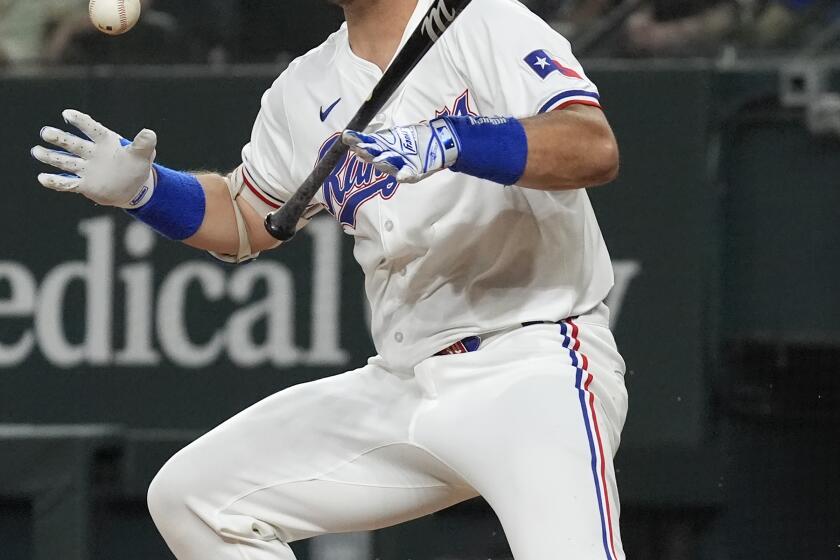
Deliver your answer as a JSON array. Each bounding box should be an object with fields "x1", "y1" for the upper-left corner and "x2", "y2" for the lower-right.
[{"x1": 560, "y1": 320, "x2": 620, "y2": 560}]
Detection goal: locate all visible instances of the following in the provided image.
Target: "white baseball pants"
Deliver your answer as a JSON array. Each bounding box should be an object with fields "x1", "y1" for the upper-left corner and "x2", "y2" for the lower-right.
[{"x1": 147, "y1": 305, "x2": 628, "y2": 560}]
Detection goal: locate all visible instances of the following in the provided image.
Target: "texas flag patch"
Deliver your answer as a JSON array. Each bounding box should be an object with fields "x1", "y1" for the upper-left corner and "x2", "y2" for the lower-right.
[{"x1": 524, "y1": 49, "x2": 583, "y2": 80}]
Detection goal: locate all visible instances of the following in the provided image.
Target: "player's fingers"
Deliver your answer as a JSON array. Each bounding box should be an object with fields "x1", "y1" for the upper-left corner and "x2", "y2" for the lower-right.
[
  {"x1": 128, "y1": 128, "x2": 157, "y2": 159},
  {"x1": 345, "y1": 130, "x2": 395, "y2": 154},
  {"x1": 343, "y1": 139, "x2": 381, "y2": 162},
  {"x1": 371, "y1": 153, "x2": 405, "y2": 177},
  {"x1": 396, "y1": 167, "x2": 424, "y2": 183},
  {"x1": 342, "y1": 130, "x2": 376, "y2": 147},
  {"x1": 351, "y1": 142, "x2": 386, "y2": 162},
  {"x1": 37, "y1": 173, "x2": 81, "y2": 192},
  {"x1": 62, "y1": 109, "x2": 111, "y2": 143},
  {"x1": 31, "y1": 145, "x2": 87, "y2": 175},
  {"x1": 40, "y1": 127, "x2": 95, "y2": 158}
]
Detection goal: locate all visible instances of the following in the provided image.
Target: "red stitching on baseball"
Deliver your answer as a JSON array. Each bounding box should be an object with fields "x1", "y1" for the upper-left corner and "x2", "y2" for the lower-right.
[{"x1": 118, "y1": 0, "x2": 128, "y2": 32}]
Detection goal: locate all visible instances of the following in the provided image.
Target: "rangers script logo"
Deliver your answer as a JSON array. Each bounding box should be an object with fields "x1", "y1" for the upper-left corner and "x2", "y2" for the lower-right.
[
  {"x1": 318, "y1": 133, "x2": 400, "y2": 228},
  {"x1": 319, "y1": 91, "x2": 478, "y2": 229}
]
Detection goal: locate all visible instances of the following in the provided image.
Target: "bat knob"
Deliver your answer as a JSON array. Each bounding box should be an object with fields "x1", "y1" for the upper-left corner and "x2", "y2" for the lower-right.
[{"x1": 264, "y1": 212, "x2": 297, "y2": 242}]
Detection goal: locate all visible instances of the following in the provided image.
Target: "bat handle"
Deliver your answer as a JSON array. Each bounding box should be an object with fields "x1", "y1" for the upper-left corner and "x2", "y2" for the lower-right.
[{"x1": 264, "y1": 141, "x2": 350, "y2": 241}]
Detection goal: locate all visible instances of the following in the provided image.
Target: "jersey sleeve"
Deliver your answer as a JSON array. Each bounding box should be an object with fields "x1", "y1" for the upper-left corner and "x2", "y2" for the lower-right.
[
  {"x1": 447, "y1": 0, "x2": 601, "y2": 117},
  {"x1": 238, "y1": 70, "x2": 321, "y2": 221}
]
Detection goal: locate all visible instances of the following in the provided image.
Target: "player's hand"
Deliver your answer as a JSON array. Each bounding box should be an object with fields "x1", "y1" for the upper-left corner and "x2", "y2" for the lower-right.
[
  {"x1": 31, "y1": 109, "x2": 157, "y2": 209},
  {"x1": 342, "y1": 117, "x2": 461, "y2": 184}
]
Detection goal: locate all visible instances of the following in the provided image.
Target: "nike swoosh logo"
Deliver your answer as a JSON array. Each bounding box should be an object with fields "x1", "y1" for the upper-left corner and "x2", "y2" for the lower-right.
[{"x1": 320, "y1": 98, "x2": 342, "y2": 122}]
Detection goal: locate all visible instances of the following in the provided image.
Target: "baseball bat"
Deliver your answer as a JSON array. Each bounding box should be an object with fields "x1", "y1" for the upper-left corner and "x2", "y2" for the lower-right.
[{"x1": 265, "y1": 0, "x2": 474, "y2": 242}]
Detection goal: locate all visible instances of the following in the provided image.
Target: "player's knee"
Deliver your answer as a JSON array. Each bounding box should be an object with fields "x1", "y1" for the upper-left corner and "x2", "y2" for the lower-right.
[
  {"x1": 147, "y1": 460, "x2": 179, "y2": 527},
  {"x1": 147, "y1": 451, "x2": 202, "y2": 531}
]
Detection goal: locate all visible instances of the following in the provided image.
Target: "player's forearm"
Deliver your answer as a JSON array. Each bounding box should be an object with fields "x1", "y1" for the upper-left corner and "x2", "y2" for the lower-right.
[
  {"x1": 345, "y1": 105, "x2": 619, "y2": 190},
  {"x1": 184, "y1": 173, "x2": 280, "y2": 255},
  {"x1": 517, "y1": 106, "x2": 620, "y2": 191},
  {"x1": 32, "y1": 111, "x2": 279, "y2": 262}
]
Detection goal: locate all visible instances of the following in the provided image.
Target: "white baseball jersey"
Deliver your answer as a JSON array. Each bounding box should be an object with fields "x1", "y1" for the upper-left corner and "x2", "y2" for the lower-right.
[
  {"x1": 238, "y1": 0, "x2": 614, "y2": 372},
  {"x1": 150, "y1": 5, "x2": 629, "y2": 559}
]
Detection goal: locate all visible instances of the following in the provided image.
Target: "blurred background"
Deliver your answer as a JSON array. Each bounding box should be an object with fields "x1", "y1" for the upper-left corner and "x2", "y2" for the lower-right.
[{"x1": 0, "y1": 1, "x2": 839, "y2": 559}]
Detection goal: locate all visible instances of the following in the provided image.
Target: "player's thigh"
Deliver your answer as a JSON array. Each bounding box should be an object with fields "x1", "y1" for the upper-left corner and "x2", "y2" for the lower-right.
[
  {"x1": 486, "y1": 367, "x2": 625, "y2": 560},
  {"x1": 148, "y1": 361, "x2": 476, "y2": 543},
  {"x1": 221, "y1": 443, "x2": 477, "y2": 542},
  {"x1": 414, "y1": 325, "x2": 627, "y2": 560},
  {"x1": 155, "y1": 363, "x2": 412, "y2": 481}
]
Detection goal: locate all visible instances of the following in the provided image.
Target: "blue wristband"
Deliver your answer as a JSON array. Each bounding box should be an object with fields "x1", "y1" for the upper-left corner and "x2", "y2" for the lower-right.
[
  {"x1": 446, "y1": 116, "x2": 528, "y2": 185},
  {"x1": 127, "y1": 164, "x2": 206, "y2": 240}
]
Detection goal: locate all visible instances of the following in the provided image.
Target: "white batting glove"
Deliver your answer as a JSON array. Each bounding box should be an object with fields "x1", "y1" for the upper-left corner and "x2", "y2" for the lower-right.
[
  {"x1": 342, "y1": 117, "x2": 461, "y2": 184},
  {"x1": 31, "y1": 109, "x2": 157, "y2": 209}
]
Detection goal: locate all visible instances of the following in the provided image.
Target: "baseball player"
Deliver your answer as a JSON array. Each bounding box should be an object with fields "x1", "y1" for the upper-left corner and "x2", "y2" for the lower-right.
[{"x1": 31, "y1": 0, "x2": 628, "y2": 559}]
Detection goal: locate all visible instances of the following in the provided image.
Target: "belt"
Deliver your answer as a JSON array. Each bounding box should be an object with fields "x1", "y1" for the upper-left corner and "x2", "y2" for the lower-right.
[
  {"x1": 435, "y1": 320, "x2": 567, "y2": 356},
  {"x1": 436, "y1": 335, "x2": 483, "y2": 356}
]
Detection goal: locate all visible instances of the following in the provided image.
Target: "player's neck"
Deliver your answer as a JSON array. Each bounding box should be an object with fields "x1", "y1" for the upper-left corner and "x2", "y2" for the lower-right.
[{"x1": 343, "y1": 0, "x2": 418, "y2": 72}]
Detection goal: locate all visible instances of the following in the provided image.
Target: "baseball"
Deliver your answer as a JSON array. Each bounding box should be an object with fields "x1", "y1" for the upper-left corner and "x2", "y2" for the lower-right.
[{"x1": 89, "y1": 0, "x2": 141, "y2": 36}]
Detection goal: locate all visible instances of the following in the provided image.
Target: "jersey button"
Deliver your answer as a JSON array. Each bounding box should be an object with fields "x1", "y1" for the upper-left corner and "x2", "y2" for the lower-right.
[
  {"x1": 384, "y1": 220, "x2": 394, "y2": 232},
  {"x1": 394, "y1": 332, "x2": 404, "y2": 343}
]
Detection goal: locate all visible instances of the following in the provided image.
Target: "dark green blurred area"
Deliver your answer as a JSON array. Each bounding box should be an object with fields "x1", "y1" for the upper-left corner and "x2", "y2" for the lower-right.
[
  {"x1": 6, "y1": 0, "x2": 840, "y2": 67},
  {"x1": 0, "y1": 60, "x2": 838, "y2": 560}
]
